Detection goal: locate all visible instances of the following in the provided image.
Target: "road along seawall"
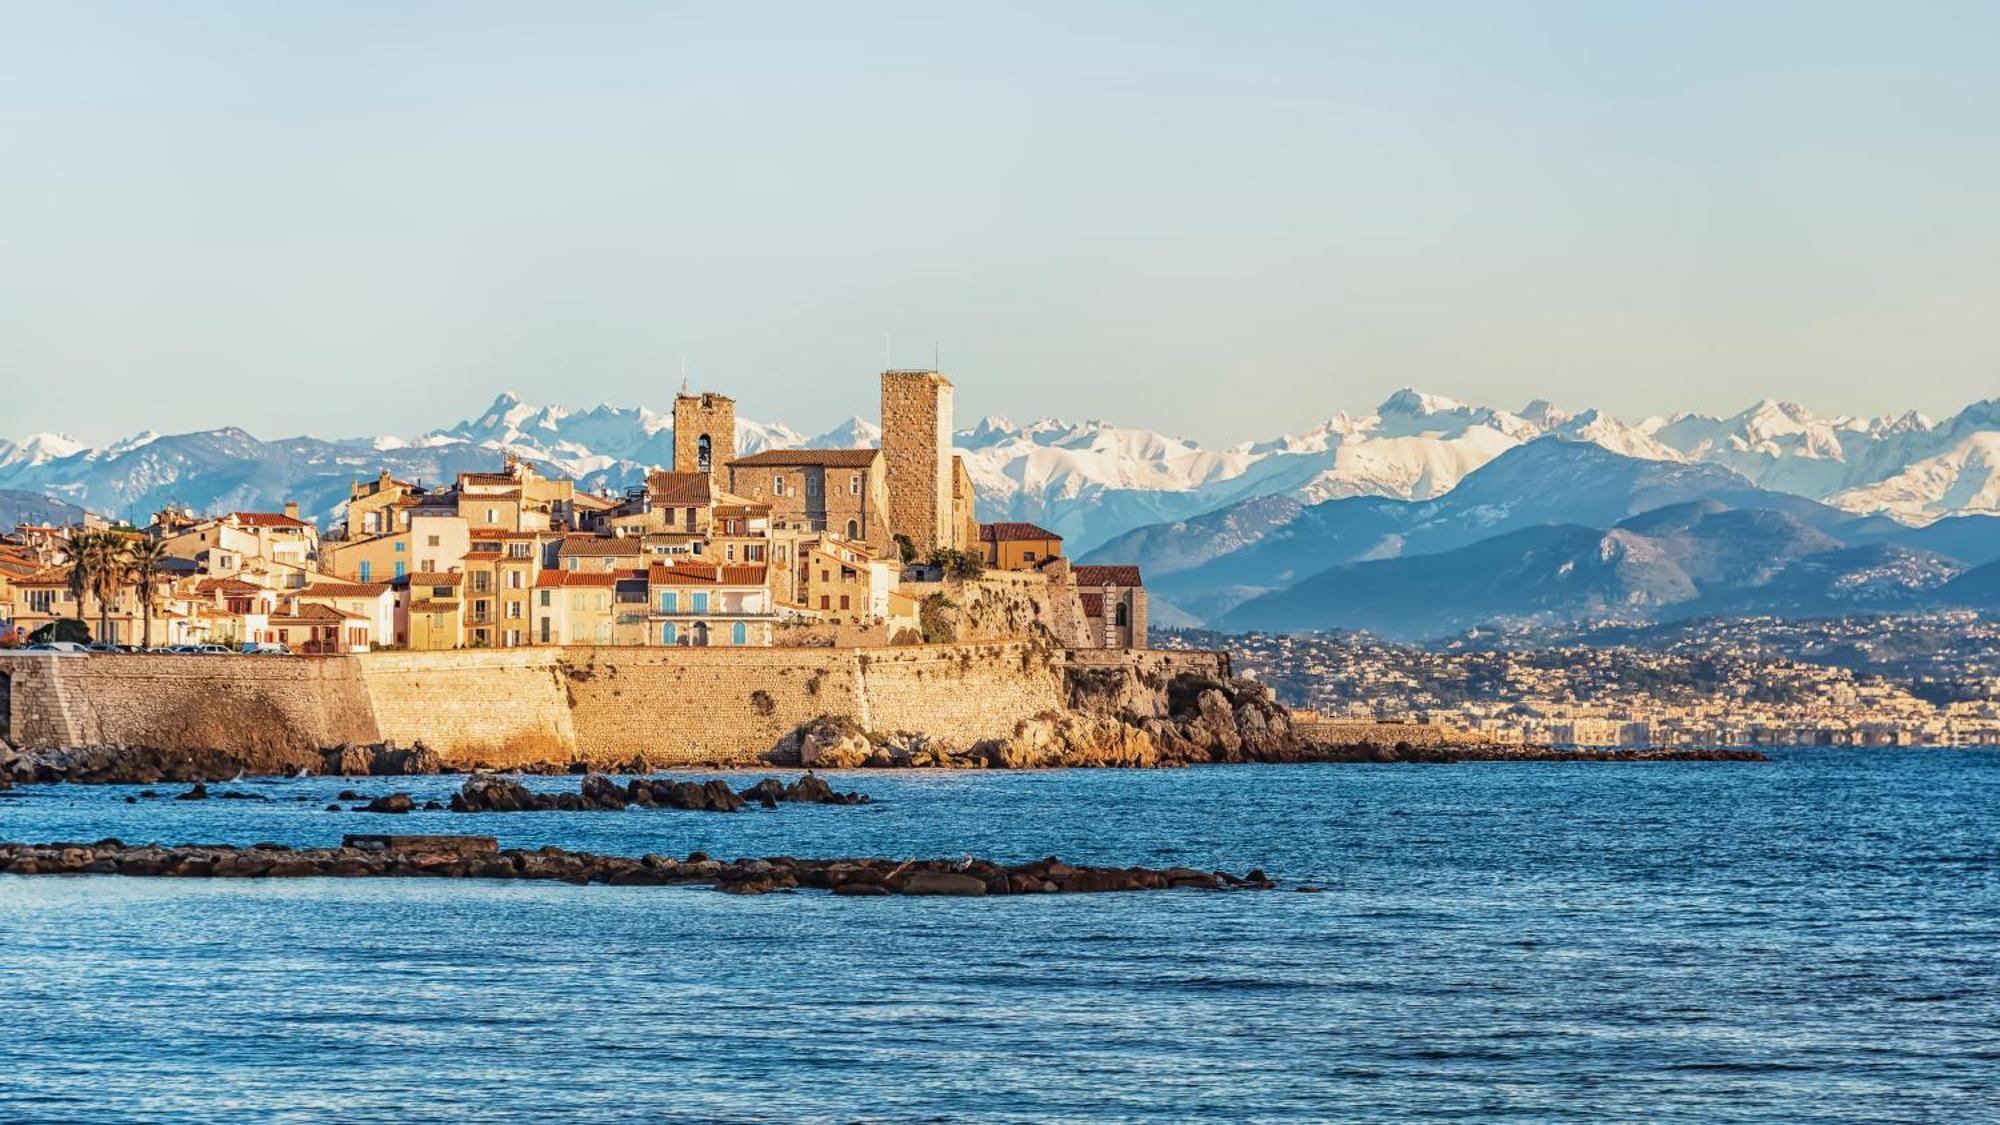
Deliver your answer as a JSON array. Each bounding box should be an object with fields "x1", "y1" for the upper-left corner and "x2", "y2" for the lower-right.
[{"x1": 0, "y1": 645, "x2": 1228, "y2": 769}]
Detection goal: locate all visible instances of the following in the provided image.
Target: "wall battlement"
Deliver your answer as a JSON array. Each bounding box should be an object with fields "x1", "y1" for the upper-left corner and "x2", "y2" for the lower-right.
[{"x1": 0, "y1": 645, "x2": 1226, "y2": 768}]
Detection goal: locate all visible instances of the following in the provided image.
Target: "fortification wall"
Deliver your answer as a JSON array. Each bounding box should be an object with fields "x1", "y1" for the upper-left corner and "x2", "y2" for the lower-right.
[
  {"x1": 354, "y1": 650, "x2": 577, "y2": 769},
  {"x1": 0, "y1": 652, "x2": 378, "y2": 756},
  {"x1": 0, "y1": 643, "x2": 1135, "y2": 768}
]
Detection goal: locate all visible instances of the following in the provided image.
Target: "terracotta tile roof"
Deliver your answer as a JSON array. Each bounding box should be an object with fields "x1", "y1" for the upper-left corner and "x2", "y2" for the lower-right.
[
  {"x1": 298, "y1": 582, "x2": 393, "y2": 599},
  {"x1": 646, "y1": 471, "x2": 712, "y2": 506},
  {"x1": 980, "y1": 521, "x2": 1061, "y2": 543},
  {"x1": 273, "y1": 603, "x2": 366, "y2": 623},
  {"x1": 557, "y1": 537, "x2": 644, "y2": 557},
  {"x1": 536, "y1": 569, "x2": 621, "y2": 588},
  {"x1": 648, "y1": 563, "x2": 768, "y2": 586},
  {"x1": 408, "y1": 599, "x2": 460, "y2": 613},
  {"x1": 406, "y1": 571, "x2": 463, "y2": 586},
  {"x1": 1079, "y1": 592, "x2": 1105, "y2": 617},
  {"x1": 17, "y1": 566, "x2": 72, "y2": 586},
  {"x1": 195, "y1": 578, "x2": 265, "y2": 595},
  {"x1": 728, "y1": 448, "x2": 879, "y2": 468},
  {"x1": 458, "y1": 472, "x2": 519, "y2": 485},
  {"x1": 712, "y1": 503, "x2": 770, "y2": 518},
  {"x1": 231, "y1": 512, "x2": 313, "y2": 529},
  {"x1": 1072, "y1": 565, "x2": 1142, "y2": 588}
]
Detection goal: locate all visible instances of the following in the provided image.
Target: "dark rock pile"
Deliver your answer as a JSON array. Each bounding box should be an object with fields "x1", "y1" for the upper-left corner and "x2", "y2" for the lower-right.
[
  {"x1": 444, "y1": 772, "x2": 867, "y2": 814},
  {"x1": 0, "y1": 740, "x2": 450, "y2": 786},
  {"x1": 0, "y1": 837, "x2": 1276, "y2": 896}
]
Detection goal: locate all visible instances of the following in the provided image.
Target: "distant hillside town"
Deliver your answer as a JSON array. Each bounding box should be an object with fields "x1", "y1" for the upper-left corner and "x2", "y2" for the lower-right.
[{"x1": 0, "y1": 371, "x2": 1146, "y2": 654}]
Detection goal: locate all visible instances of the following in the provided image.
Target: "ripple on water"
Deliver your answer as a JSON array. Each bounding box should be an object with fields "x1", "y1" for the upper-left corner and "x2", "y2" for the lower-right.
[{"x1": 1, "y1": 750, "x2": 1998, "y2": 1121}]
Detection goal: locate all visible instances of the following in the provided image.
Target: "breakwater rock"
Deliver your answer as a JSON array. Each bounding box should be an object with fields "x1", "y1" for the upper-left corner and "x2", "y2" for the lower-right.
[
  {"x1": 1, "y1": 740, "x2": 449, "y2": 786},
  {"x1": 442, "y1": 772, "x2": 867, "y2": 813},
  {"x1": 0, "y1": 837, "x2": 1275, "y2": 896}
]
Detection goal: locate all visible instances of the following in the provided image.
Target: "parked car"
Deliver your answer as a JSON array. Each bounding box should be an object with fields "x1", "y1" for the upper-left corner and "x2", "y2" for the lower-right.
[
  {"x1": 242, "y1": 643, "x2": 294, "y2": 656},
  {"x1": 168, "y1": 644, "x2": 235, "y2": 655},
  {"x1": 23, "y1": 641, "x2": 90, "y2": 654}
]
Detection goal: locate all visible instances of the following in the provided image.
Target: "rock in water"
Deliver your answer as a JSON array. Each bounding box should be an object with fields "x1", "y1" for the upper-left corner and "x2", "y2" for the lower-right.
[{"x1": 898, "y1": 871, "x2": 988, "y2": 896}]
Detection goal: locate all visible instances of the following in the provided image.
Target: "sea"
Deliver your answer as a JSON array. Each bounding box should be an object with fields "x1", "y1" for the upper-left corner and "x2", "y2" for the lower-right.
[{"x1": 2, "y1": 750, "x2": 1996, "y2": 1123}]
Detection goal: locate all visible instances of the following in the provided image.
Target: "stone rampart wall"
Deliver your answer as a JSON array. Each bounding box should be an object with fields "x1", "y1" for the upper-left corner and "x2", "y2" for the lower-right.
[
  {"x1": 0, "y1": 643, "x2": 1160, "y2": 768},
  {"x1": 0, "y1": 652, "x2": 379, "y2": 756}
]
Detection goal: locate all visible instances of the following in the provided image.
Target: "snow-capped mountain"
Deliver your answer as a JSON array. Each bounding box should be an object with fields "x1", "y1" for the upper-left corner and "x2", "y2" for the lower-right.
[{"x1": 2, "y1": 389, "x2": 1997, "y2": 554}]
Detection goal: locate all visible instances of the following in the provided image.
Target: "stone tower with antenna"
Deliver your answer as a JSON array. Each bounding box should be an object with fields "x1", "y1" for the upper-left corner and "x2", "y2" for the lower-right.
[{"x1": 673, "y1": 390, "x2": 735, "y2": 497}]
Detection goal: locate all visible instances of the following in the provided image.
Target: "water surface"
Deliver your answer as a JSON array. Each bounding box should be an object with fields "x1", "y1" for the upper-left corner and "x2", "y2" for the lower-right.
[{"x1": 3, "y1": 751, "x2": 1996, "y2": 1122}]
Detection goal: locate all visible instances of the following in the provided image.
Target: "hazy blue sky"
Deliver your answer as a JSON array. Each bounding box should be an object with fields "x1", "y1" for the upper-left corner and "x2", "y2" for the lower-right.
[{"x1": 4, "y1": 2, "x2": 1997, "y2": 445}]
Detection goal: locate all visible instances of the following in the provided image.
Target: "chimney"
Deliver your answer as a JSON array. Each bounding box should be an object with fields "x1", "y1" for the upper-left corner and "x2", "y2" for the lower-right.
[{"x1": 284, "y1": 500, "x2": 301, "y2": 521}]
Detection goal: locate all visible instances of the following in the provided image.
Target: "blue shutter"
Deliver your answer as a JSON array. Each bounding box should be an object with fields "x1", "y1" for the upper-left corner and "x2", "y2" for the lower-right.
[
  {"x1": 394, "y1": 561, "x2": 406, "y2": 579},
  {"x1": 662, "y1": 623, "x2": 677, "y2": 645},
  {"x1": 691, "y1": 592, "x2": 709, "y2": 614},
  {"x1": 660, "y1": 591, "x2": 677, "y2": 614},
  {"x1": 358, "y1": 561, "x2": 371, "y2": 582},
  {"x1": 732, "y1": 622, "x2": 747, "y2": 645}
]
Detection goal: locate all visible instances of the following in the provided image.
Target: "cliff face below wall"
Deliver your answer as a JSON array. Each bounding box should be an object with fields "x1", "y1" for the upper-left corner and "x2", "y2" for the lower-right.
[{"x1": 0, "y1": 646, "x2": 1229, "y2": 775}]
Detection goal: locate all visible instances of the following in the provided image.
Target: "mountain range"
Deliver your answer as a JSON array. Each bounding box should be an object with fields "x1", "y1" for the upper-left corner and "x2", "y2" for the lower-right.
[{"x1": 5, "y1": 388, "x2": 1999, "y2": 637}]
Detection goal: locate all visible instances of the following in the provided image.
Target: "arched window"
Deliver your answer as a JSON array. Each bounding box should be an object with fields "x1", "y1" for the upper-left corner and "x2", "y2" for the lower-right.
[
  {"x1": 1114, "y1": 602, "x2": 1129, "y2": 627},
  {"x1": 845, "y1": 519, "x2": 859, "y2": 539},
  {"x1": 697, "y1": 434, "x2": 712, "y2": 473}
]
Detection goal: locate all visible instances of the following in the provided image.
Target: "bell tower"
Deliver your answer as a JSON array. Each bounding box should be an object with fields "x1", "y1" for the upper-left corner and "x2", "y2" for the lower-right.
[{"x1": 673, "y1": 391, "x2": 735, "y2": 496}]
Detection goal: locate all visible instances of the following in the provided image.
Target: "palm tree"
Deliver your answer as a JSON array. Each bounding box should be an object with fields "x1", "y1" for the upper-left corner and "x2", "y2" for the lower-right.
[
  {"x1": 53, "y1": 533, "x2": 95, "y2": 639},
  {"x1": 80, "y1": 532, "x2": 129, "y2": 645},
  {"x1": 125, "y1": 537, "x2": 174, "y2": 649}
]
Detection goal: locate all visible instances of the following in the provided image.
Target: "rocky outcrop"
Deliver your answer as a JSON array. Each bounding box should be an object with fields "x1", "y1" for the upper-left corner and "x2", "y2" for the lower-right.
[
  {"x1": 0, "y1": 740, "x2": 450, "y2": 786},
  {"x1": 445, "y1": 772, "x2": 866, "y2": 813},
  {"x1": 0, "y1": 838, "x2": 1279, "y2": 896},
  {"x1": 772, "y1": 672, "x2": 1770, "y2": 769}
]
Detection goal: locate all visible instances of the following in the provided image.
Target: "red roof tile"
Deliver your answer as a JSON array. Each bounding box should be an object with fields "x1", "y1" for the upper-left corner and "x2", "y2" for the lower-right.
[
  {"x1": 1072, "y1": 565, "x2": 1142, "y2": 588},
  {"x1": 979, "y1": 522, "x2": 1061, "y2": 542}
]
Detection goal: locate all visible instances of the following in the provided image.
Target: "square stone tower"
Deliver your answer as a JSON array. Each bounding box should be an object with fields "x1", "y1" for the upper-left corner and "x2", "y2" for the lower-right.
[
  {"x1": 673, "y1": 392, "x2": 735, "y2": 496},
  {"x1": 880, "y1": 369, "x2": 956, "y2": 555}
]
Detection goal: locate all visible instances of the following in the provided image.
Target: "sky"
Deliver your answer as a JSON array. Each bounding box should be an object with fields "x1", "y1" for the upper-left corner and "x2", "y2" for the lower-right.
[{"x1": 4, "y1": 1, "x2": 1998, "y2": 446}]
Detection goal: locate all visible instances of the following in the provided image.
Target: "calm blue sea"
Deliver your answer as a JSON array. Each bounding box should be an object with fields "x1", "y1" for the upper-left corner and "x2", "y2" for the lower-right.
[{"x1": 3, "y1": 751, "x2": 1997, "y2": 1123}]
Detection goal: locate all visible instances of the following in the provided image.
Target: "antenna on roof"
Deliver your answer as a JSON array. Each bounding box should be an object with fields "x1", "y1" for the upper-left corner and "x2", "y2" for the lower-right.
[{"x1": 680, "y1": 356, "x2": 690, "y2": 397}]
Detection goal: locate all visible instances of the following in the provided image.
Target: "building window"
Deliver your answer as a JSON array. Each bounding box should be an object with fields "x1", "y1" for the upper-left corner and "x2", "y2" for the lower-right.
[
  {"x1": 659, "y1": 591, "x2": 677, "y2": 614},
  {"x1": 427, "y1": 535, "x2": 440, "y2": 547},
  {"x1": 394, "y1": 561, "x2": 406, "y2": 579},
  {"x1": 507, "y1": 601, "x2": 522, "y2": 620},
  {"x1": 697, "y1": 434, "x2": 712, "y2": 473},
  {"x1": 845, "y1": 519, "x2": 858, "y2": 539},
  {"x1": 851, "y1": 473, "x2": 861, "y2": 495},
  {"x1": 732, "y1": 622, "x2": 747, "y2": 645},
  {"x1": 394, "y1": 541, "x2": 405, "y2": 554},
  {"x1": 819, "y1": 595, "x2": 829, "y2": 610},
  {"x1": 839, "y1": 595, "x2": 850, "y2": 610},
  {"x1": 1114, "y1": 603, "x2": 1129, "y2": 627},
  {"x1": 774, "y1": 475, "x2": 785, "y2": 497},
  {"x1": 662, "y1": 622, "x2": 678, "y2": 644},
  {"x1": 539, "y1": 590, "x2": 550, "y2": 607},
  {"x1": 485, "y1": 508, "x2": 497, "y2": 524},
  {"x1": 726, "y1": 544, "x2": 736, "y2": 562},
  {"x1": 1023, "y1": 551, "x2": 1037, "y2": 562},
  {"x1": 358, "y1": 561, "x2": 371, "y2": 582},
  {"x1": 691, "y1": 592, "x2": 709, "y2": 614}
]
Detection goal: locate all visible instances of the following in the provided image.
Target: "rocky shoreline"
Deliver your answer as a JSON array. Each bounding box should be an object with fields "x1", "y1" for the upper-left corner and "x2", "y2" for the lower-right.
[
  {"x1": 0, "y1": 671, "x2": 1765, "y2": 786},
  {"x1": 0, "y1": 836, "x2": 1281, "y2": 896}
]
